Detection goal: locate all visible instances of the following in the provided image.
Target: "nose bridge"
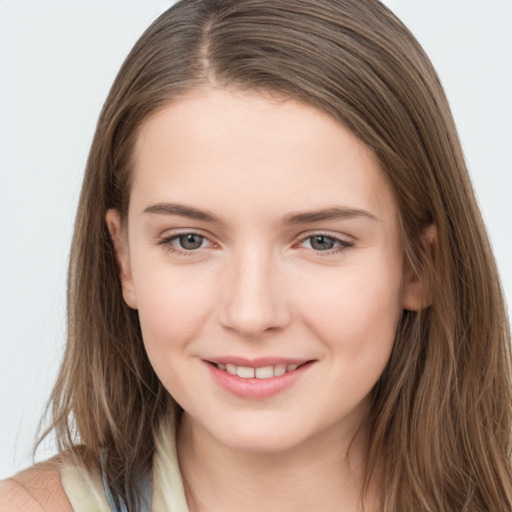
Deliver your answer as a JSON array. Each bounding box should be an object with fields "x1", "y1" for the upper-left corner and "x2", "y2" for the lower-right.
[{"x1": 219, "y1": 243, "x2": 290, "y2": 336}]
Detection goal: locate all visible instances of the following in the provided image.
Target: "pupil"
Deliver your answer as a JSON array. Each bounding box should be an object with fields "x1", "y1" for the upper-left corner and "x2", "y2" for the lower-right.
[
  {"x1": 311, "y1": 236, "x2": 334, "y2": 251},
  {"x1": 180, "y1": 234, "x2": 203, "y2": 250}
]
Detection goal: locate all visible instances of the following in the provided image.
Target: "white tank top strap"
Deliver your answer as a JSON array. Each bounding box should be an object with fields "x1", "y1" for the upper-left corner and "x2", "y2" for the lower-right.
[{"x1": 60, "y1": 415, "x2": 188, "y2": 511}]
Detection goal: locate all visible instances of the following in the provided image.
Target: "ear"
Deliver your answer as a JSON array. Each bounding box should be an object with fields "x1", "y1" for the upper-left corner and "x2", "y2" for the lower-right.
[
  {"x1": 106, "y1": 209, "x2": 138, "y2": 309},
  {"x1": 402, "y1": 224, "x2": 436, "y2": 312}
]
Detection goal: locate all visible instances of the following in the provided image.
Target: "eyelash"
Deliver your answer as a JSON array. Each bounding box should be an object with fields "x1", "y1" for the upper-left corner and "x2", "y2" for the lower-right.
[
  {"x1": 157, "y1": 232, "x2": 213, "y2": 257},
  {"x1": 295, "y1": 232, "x2": 354, "y2": 256},
  {"x1": 157, "y1": 232, "x2": 354, "y2": 257}
]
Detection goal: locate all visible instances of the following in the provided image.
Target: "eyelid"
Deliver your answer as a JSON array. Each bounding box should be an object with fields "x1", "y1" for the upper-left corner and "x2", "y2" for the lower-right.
[
  {"x1": 294, "y1": 231, "x2": 354, "y2": 253},
  {"x1": 157, "y1": 229, "x2": 218, "y2": 255}
]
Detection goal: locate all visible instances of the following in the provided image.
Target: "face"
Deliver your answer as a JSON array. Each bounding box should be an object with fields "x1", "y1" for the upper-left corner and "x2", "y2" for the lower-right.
[{"x1": 108, "y1": 88, "x2": 422, "y2": 454}]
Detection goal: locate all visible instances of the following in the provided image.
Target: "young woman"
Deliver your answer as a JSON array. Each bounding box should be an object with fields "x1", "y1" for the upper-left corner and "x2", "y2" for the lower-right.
[{"x1": 1, "y1": 0, "x2": 511, "y2": 510}]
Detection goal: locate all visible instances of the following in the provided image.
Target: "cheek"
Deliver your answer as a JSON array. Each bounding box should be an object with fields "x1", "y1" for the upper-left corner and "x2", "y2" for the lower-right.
[
  {"x1": 132, "y1": 265, "x2": 218, "y2": 404},
  {"x1": 295, "y1": 263, "x2": 403, "y2": 365},
  {"x1": 131, "y1": 261, "x2": 215, "y2": 354},
  {"x1": 293, "y1": 266, "x2": 403, "y2": 423}
]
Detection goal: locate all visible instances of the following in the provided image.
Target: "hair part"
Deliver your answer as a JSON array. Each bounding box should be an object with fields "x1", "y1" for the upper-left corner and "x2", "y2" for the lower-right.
[{"x1": 35, "y1": 1, "x2": 512, "y2": 510}]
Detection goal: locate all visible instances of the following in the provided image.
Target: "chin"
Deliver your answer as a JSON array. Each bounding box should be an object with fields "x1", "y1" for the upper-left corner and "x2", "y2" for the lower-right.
[
  {"x1": 201, "y1": 413, "x2": 315, "y2": 454},
  {"x1": 217, "y1": 430, "x2": 305, "y2": 454}
]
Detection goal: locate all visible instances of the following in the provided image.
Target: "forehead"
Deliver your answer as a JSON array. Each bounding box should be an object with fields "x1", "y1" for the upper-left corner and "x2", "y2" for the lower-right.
[{"x1": 130, "y1": 87, "x2": 397, "y2": 224}]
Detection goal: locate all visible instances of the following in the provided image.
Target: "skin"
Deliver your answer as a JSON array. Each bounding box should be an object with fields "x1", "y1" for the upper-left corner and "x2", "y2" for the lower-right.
[
  {"x1": 0, "y1": 464, "x2": 72, "y2": 512},
  {"x1": 107, "y1": 87, "x2": 424, "y2": 511}
]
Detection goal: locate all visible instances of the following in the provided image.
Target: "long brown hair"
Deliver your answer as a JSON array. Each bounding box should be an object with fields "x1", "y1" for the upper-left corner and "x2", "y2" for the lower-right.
[{"x1": 36, "y1": 0, "x2": 512, "y2": 510}]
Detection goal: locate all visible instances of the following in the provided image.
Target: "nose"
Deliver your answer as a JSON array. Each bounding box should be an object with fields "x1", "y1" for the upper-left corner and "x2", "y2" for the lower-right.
[{"x1": 218, "y1": 247, "x2": 291, "y2": 338}]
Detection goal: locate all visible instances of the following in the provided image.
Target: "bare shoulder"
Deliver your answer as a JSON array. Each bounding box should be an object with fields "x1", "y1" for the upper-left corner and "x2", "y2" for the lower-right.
[{"x1": 0, "y1": 461, "x2": 73, "y2": 512}]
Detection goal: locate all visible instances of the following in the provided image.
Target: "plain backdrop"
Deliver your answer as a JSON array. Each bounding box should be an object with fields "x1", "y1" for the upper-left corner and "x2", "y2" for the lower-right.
[{"x1": 1, "y1": 0, "x2": 511, "y2": 479}]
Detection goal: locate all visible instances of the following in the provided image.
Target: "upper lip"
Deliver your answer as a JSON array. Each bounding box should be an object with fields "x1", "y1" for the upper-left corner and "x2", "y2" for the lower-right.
[{"x1": 204, "y1": 356, "x2": 313, "y2": 367}]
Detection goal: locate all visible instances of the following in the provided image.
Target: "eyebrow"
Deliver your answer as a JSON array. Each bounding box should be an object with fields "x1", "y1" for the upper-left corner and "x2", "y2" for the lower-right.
[
  {"x1": 142, "y1": 202, "x2": 378, "y2": 225},
  {"x1": 280, "y1": 206, "x2": 379, "y2": 225},
  {"x1": 143, "y1": 203, "x2": 222, "y2": 223}
]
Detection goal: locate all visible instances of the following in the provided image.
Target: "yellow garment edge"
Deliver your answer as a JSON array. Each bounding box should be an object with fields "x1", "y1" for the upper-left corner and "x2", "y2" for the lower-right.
[{"x1": 60, "y1": 418, "x2": 189, "y2": 512}]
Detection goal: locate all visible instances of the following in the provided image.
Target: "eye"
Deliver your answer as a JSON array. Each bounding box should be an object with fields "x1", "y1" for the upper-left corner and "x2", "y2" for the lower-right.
[
  {"x1": 158, "y1": 232, "x2": 213, "y2": 254},
  {"x1": 298, "y1": 234, "x2": 353, "y2": 253},
  {"x1": 173, "y1": 233, "x2": 207, "y2": 250}
]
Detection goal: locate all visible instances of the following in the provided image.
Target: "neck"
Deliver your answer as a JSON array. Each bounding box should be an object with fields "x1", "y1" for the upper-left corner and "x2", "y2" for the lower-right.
[{"x1": 176, "y1": 413, "x2": 380, "y2": 512}]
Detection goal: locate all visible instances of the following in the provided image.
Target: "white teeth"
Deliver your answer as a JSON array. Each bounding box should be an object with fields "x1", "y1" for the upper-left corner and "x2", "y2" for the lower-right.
[
  {"x1": 226, "y1": 364, "x2": 237, "y2": 375},
  {"x1": 274, "y1": 364, "x2": 287, "y2": 376},
  {"x1": 216, "y1": 362, "x2": 304, "y2": 379},
  {"x1": 255, "y1": 366, "x2": 274, "y2": 379},
  {"x1": 237, "y1": 366, "x2": 255, "y2": 378}
]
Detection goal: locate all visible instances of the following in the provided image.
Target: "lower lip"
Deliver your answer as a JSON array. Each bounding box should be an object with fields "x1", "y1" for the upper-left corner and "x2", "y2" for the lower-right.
[{"x1": 205, "y1": 361, "x2": 314, "y2": 400}]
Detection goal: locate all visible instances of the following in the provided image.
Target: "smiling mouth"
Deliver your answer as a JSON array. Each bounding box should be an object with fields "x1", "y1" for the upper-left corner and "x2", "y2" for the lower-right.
[{"x1": 207, "y1": 361, "x2": 310, "y2": 380}]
